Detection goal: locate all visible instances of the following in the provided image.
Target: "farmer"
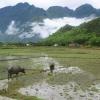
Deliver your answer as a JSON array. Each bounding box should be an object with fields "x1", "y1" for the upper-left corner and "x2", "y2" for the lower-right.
[{"x1": 49, "y1": 63, "x2": 55, "y2": 73}]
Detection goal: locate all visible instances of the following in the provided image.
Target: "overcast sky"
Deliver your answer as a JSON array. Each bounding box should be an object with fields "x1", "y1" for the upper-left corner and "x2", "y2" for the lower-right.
[{"x1": 0, "y1": 0, "x2": 100, "y2": 10}]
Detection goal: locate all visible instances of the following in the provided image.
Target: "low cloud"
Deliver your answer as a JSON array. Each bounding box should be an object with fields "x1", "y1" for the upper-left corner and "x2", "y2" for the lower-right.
[
  {"x1": 5, "y1": 16, "x2": 95, "y2": 39},
  {"x1": 5, "y1": 21, "x2": 19, "y2": 35},
  {"x1": 31, "y1": 16, "x2": 95, "y2": 38}
]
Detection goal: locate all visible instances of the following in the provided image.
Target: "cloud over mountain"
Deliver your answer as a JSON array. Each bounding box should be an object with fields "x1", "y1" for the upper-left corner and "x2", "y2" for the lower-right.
[{"x1": 0, "y1": 2, "x2": 98, "y2": 42}]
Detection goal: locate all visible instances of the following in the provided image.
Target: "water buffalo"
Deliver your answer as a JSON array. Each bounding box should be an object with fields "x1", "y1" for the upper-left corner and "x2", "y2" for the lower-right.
[{"x1": 8, "y1": 66, "x2": 25, "y2": 80}]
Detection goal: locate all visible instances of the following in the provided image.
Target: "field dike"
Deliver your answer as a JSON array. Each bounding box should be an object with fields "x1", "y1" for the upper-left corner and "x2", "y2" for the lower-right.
[{"x1": 18, "y1": 56, "x2": 100, "y2": 100}]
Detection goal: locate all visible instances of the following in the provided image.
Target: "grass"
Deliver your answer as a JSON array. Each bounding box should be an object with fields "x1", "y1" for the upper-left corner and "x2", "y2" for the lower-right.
[{"x1": 0, "y1": 46, "x2": 100, "y2": 99}]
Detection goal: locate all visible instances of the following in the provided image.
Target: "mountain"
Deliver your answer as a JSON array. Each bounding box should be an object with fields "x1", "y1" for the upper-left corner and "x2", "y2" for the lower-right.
[
  {"x1": 74, "y1": 4, "x2": 97, "y2": 18},
  {"x1": 0, "y1": 2, "x2": 47, "y2": 32},
  {"x1": 79, "y1": 17, "x2": 100, "y2": 33},
  {"x1": 40, "y1": 17, "x2": 100, "y2": 46},
  {"x1": 47, "y1": 4, "x2": 100, "y2": 18},
  {"x1": 55, "y1": 25, "x2": 74, "y2": 33},
  {"x1": 0, "y1": 2, "x2": 100, "y2": 43},
  {"x1": 47, "y1": 6, "x2": 74, "y2": 18},
  {"x1": 0, "y1": 2, "x2": 47, "y2": 42}
]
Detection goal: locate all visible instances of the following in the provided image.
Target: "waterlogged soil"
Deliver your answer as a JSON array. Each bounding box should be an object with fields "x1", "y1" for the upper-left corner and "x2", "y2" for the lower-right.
[
  {"x1": 0, "y1": 55, "x2": 100, "y2": 100},
  {"x1": 18, "y1": 56, "x2": 100, "y2": 100},
  {"x1": 0, "y1": 95, "x2": 16, "y2": 100},
  {"x1": 19, "y1": 81, "x2": 100, "y2": 100}
]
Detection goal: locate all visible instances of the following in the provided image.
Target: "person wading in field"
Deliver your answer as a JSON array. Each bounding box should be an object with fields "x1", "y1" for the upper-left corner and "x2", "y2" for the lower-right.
[{"x1": 49, "y1": 63, "x2": 55, "y2": 73}]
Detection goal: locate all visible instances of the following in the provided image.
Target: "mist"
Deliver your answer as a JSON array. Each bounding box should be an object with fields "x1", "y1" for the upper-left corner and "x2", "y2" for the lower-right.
[
  {"x1": 31, "y1": 16, "x2": 95, "y2": 38},
  {"x1": 5, "y1": 21, "x2": 19, "y2": 35},
  {"x1": 5, "y1": 16, "x2": 95, "y2": 39}
]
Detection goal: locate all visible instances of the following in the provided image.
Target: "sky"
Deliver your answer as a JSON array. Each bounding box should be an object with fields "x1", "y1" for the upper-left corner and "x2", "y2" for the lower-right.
[{"x1": 0, "y1": 0, "x2": 100, "y2": 10}]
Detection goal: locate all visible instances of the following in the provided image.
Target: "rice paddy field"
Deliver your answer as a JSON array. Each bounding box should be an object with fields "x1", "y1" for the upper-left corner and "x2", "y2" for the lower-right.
[{"x1": 0, "y1": 46, "x2": 100, "y2": 100}]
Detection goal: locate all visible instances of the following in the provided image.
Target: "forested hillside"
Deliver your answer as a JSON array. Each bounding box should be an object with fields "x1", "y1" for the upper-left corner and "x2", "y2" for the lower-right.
[{"x1": 40, "y1": 18, "x2": 100, "y2": 46}]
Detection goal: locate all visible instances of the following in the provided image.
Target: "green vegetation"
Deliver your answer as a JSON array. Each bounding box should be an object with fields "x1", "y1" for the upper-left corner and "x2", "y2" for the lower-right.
[
  {"x1": 0, "y1": 46, "x2": 100, "y2": 77},
  {"x1": 40, "y1": 17, "x2": 100, "y2": 46}
]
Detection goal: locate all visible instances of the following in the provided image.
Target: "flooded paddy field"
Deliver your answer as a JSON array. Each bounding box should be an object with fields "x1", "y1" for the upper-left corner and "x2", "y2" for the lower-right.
[{"x1": 0, "y1": 47, "x2": 100, "y2": 100}]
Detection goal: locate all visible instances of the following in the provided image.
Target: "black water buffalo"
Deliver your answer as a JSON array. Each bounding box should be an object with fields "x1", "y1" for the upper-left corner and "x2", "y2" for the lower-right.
[
  {"x1": 49, "y1": 63, "x2": 55, "y2": 73},
  {"x1": 8, "y1": 66, "x2": 25, "y2": 80}
]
